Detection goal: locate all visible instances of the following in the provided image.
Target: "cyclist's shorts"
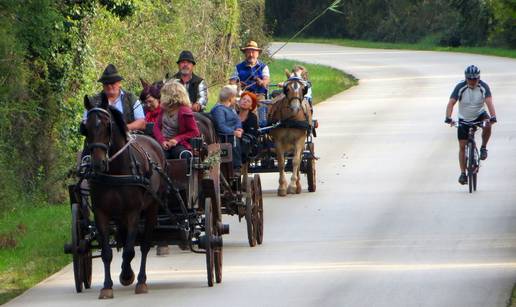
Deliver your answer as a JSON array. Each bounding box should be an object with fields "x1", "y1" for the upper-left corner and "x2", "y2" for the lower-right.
[{"x1": 458, "y1": 112, "x2": 489, "y2": 140}]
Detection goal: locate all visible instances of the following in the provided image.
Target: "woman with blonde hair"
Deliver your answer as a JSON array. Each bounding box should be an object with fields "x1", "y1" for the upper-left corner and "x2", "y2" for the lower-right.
[{"x1": 153, "y1": 80, "x2": 200, "y2": 159}]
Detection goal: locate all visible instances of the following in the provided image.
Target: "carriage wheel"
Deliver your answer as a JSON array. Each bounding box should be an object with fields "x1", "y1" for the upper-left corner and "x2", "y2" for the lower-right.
[
  {"x1": 79, "y1": 196, "x2": 92, "y2": 289},
  {"x1": 71, "y1": 203, "x2": 84, "y2": 293},
  {"x1": 214, "y1": 201, "x2": 223, "y2": 284},
  {"x1": 203, "y1": 198, "x2": 215, "y2": 287},
  {"x1": 245, "y1": 177, "x2": 257, "y2": 247},
  {"x1": 214, "y1": 242, "x2": 223, "y2": 284},
  {"x1": 253, "y1": 174, "x2": 264, "y2": 245},
  {"x1": 306, "y1": 143, "x2": 317, "y2": 192}
]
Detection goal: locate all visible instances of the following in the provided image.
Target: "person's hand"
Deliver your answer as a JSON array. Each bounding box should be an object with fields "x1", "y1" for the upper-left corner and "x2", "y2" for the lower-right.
[
  {"x1": 234, "y1": 129, "x2": 243, "y2": 138},
  {"x1": 167, "y1": 139, "x2": 178, "y2": 147},
  {"x1": 255, "y1": 77, "x2": 264, "y2": 87},
  {"x1": 192, "y1": 102, "x2": 202, "y2": 112},
  {"x1": 444, "y1": 117, "x2": 455, "y2": 127},
  {"x1": 161, "y1": 141, "x2": 169, "y2": 150},
  {"x1": 489, "y1": 116, "x2": 497, "y2": 125}
]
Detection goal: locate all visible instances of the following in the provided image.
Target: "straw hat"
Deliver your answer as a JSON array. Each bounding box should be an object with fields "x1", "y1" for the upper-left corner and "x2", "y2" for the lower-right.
[{"x1": 240, "y1": 40, "x2": 262, "y2": 52}]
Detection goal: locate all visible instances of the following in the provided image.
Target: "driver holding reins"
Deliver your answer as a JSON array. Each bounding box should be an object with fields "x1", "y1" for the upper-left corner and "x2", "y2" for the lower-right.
[
  {"x1": 444, "y1": 65, "x2": 497, "y2": 185},
  {"x1": 229, "y1": 40, "x2": 270, "y2": 100}
]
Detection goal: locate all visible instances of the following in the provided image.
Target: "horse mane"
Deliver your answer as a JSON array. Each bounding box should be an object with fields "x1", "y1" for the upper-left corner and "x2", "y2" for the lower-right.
[{"x1": 108, "y1": 105, "x2": 129, "y2": 138}]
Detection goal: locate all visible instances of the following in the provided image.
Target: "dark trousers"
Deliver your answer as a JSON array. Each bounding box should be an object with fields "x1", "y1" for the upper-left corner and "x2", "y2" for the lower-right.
[{"x1": 165, "y1": 144, "x2": 189, "y2": 159}]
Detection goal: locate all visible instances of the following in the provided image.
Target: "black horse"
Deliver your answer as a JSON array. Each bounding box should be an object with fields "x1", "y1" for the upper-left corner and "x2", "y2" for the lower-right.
[{"x1": 83, "y1": 94, "x2": 166, "y2": 299}]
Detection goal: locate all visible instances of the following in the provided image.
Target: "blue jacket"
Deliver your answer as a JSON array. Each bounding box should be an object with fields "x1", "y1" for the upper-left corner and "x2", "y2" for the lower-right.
[
  {"x1": 234, "y1": 60, "x2": 269, "y2": 95},
  {"x1": 210, "y1": 103, "x2": 242, "y2": 135}
]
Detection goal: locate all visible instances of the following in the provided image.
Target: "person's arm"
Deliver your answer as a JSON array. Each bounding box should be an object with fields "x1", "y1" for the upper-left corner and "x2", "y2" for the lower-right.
[
  {"x1": 256, "y1": 65, "x2": 270, "y2": 88},
  {"x1": 445, "y1": 98, "x2": 457, "y2": 124},
  {"x1": 485, "y1": 96, "x2": 496, "y2": 121},
  {"x1": 229, "y1": 67, "x2": 239, "y2": 83},
  {"x1": 128, "y1": 100, "x2": 146, "y2": 131},
  {"x1": 152, "y1": 116, "x2": 166, "y2": 144},
  {"x1": 197, "y1": 80, "x2": 208, "y2": 107}
]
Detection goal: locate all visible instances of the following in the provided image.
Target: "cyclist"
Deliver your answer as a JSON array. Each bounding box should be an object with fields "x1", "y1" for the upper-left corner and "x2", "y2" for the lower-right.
[{"x1": 444, "y1": 65, "x2": 497, "y2": 185}]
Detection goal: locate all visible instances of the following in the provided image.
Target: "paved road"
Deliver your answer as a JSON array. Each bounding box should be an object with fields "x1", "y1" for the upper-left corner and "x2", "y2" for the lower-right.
[{"x1": 6, "y1": 43, "x2": 516, "y2": 307}]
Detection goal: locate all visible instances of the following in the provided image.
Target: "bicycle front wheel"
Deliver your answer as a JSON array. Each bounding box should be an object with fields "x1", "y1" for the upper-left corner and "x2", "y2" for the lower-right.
[{"x1": 467, "y1": 143, "x2": 475, "y2": 193}]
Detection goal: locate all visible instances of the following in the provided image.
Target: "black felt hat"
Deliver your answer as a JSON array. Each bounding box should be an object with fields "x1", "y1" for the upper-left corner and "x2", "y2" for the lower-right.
[
  {"x1": 176, "y1": 50, "x2": 196, "y2": 65},
  {"x1": 97, "y1": 64, "x2": 124, "y2": 84}
]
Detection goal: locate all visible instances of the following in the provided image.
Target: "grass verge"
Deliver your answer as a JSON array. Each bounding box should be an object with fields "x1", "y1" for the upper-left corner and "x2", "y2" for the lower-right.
[
  {"x1": 277, "y1": 37, "x2": 516, "y2": 59},
  {"x1": 207, "y1": 58, "x2": 357, "y2": 109},
  {"x1": 0, "y1": 203, "x2": 70, "y2": 304}
]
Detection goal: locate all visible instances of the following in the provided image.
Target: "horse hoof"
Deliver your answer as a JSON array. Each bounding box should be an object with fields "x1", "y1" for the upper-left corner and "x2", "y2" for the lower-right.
[
  {"x1": 135, "y1": 283, "x2": 148, "y2": 294},
  {"x1": 287, "y1": 186, "x2": 296, "y2": 194},
  {"x1": 278, "y1": 189, "x2": 287, "y2": 197},
  {"x1": 296, "y1": 186, "x2": 302, "y2": 194},
  {"x1": 120, "y1": 271, "x2": 135, "y2": 286},
  {"x1": 99, "y1": 288, "x2": 113, "y2": 299}
]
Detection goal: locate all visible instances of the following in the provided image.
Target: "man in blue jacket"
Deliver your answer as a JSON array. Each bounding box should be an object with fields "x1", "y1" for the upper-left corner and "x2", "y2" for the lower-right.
[{"x1": 229, "y1": 41, "x2": 270, "y2": 100}]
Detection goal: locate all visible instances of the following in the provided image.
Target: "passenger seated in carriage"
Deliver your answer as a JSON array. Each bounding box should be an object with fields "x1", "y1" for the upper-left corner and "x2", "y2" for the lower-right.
[
  {"x1": 140, "y1": 79, "x2": 163, "y2": 126},
  {"x1": 238, "y1": 91, "x2": 258, "y2": 163},
  {"x1": 152, "y1": 80, "x2": 200, "y2": 159},
  {"x1": 210, "y1": 85, "x2": 243, "y2": 171}
]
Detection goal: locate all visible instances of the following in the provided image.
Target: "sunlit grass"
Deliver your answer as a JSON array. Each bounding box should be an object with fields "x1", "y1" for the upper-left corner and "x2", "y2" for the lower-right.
[{"x1": 0, "y1": 203, "x2": 70, "y2": 304}]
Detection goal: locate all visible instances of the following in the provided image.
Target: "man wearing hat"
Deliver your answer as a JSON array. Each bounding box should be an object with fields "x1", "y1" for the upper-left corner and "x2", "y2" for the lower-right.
[
  {"x1": 229, "y1": 40, "x2": 270, "y2": 99},
  {"x1": 169, "y1": 50, "x2": 208, "y2": 112},
  {"x1": 87, "y1": 64, "x2": 146, "y2": 131}
]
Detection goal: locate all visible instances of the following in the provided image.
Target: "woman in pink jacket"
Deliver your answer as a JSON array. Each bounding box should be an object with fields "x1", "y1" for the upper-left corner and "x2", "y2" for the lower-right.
[{"x1": 153, "y1": 81, "x2": 200, "y2": 159}]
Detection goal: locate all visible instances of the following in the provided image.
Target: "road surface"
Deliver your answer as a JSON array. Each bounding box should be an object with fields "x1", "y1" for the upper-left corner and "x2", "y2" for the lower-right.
[{"x1": 6, "y1": 43, "x2": 516, "y2": 307}]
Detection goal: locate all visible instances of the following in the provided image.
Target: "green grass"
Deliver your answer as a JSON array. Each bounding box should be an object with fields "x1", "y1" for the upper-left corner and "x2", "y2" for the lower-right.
[
  {"x1": 276, "y1": 37, "x2": 516, "y2": 59},
  {"x1": 206, "y1": 58, "x2": 357, "y2": 109},
  {"x1": 0, "y1": 203, "x2": 70, "y2": 304}
]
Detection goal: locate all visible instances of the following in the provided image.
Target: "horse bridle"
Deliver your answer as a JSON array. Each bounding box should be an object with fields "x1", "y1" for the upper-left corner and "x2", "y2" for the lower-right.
[
  {"x1": 87, "y1": 107, "x2": 113, "y2": 155},
  {"x1": 86, "y1": 107, "x2": 134, "y2": 165},
  {"x1": 282, "y1": 78, "x2": 309, "y2": 120}
]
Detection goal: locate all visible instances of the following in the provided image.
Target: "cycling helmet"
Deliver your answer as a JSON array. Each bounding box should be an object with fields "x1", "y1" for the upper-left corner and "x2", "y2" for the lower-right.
[{"x1": 465, "y1": 65, "x2": 480, "y2": 79}]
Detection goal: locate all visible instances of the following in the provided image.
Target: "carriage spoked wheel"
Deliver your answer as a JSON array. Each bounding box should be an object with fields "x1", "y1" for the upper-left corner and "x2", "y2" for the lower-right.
[
  {"x1": 202, "y1": 198, "x2": 215, "y2": 287},
  {"x1": 71, "y1": 202, "x2": 91, "y2": 292},
  {"x1": 253, "y1": 174, "x2": 264, "y2": 245},
  {"x1": 306, "y1": 143, "x2": 316, "y2": 192},
  {"x1": 245, "y1": 177, "x2": 257, "y2": 247}
]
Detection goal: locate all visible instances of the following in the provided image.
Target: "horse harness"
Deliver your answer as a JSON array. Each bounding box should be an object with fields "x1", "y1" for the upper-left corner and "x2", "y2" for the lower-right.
[{"x1": 85, "y1": 108, "x2": 177, "y2": 208}]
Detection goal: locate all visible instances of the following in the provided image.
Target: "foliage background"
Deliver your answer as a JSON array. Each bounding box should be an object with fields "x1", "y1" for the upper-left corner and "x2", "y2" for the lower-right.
[
  {"x1": 0, "y1": 0, "x2": 268, "y2": 212},
  {"x1": 266, "y1": 0, "x2": 516, "y2": 48}
]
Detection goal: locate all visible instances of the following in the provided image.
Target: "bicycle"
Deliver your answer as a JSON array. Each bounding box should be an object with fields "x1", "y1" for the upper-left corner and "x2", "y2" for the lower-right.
[{"x1": 455, "y1": 120, "x2": 487, "y2": 193}]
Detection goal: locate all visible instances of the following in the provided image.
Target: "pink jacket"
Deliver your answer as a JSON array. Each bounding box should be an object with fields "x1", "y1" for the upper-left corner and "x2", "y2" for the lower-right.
[{"x1": 152, "y1": 105, "x2": 200, "y2": 150}]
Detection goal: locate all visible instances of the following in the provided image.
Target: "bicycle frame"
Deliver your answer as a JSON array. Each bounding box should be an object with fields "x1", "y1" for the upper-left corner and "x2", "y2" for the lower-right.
[{"x1": 458, "y1": 120, "x2": 486, "y2": 193}]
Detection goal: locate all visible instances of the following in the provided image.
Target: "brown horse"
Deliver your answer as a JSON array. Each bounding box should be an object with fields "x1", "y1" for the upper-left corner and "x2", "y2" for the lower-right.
[
  {"x1": 269, "y1": 72, "x2": 312, "y2": 196},
  {"x1": 83, "y1": 94, "x2": 166, "y2": 299}
]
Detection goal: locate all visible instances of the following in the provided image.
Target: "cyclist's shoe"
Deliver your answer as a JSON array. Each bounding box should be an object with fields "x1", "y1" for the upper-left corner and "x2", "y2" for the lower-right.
[
  {"x1": 480, "y1": 147, "x2": 488, "y2": 160},
  {"x1": 458, "y1": 173, "x2": 468, "y2": 185}
]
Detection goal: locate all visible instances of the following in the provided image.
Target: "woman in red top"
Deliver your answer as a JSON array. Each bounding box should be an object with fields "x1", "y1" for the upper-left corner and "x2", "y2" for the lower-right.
[
  {"x1": 153, "y1": 81, "x2": 200, "y2": 159},
  {"x1": 140, "y1": 80, "x2": 163, "y2": 125}
]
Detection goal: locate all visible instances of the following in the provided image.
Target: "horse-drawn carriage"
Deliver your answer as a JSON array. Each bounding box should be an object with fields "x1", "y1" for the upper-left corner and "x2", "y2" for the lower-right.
[
  {"x1": 64, "y1": 94, "x2": 263, "y2": 298},
  {"x1": 245, "y1": 77, "x2": 318, "y2": 195}
]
